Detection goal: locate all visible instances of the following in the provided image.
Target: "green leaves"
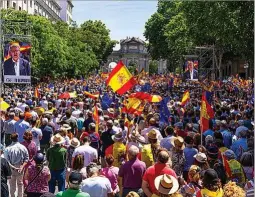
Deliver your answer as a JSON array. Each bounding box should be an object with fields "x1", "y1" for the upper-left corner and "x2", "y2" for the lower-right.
[{"x1": 1, "y1": 8, "x2": 116, "y2": 79}]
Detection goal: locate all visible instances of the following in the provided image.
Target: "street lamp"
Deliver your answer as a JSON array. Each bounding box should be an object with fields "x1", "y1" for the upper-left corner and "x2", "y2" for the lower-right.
[{"x1": 244, "y1": 62, "x2": 249, "y2": 79}]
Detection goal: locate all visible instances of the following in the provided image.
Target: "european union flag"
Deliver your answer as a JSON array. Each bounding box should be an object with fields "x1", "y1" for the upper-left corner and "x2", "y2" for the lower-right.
[
  {"x1": 159, "y1": 97, "x2": 171, "y2": 125},
  {"x1": 101, "y1": 93, "x2": 113, "y2": 110}
]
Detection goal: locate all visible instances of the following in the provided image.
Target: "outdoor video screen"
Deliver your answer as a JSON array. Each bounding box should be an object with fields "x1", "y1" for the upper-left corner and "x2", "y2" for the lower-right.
[
  {"x1": 3, "y1": 41, "x2": 31, "y2": 84},
  {"x1": 183, "y1": 60, "x2": 199, "y2": 81}
]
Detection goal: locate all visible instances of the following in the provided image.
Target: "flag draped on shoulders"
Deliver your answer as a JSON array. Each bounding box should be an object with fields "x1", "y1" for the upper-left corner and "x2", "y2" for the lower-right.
[
  {"x1": 181, "y1": 90, "x2": 190, "y2": 106},
  {"x1": 106, "y1": 61, "x2": 136, "y2": 95},
  {"x1": 200, "y1": 91, "x2": 214, "y2": 132}
]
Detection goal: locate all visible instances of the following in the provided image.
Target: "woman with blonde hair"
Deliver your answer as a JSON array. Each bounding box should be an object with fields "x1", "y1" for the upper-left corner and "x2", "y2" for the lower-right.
[{"x1": 223, "y1": 181, "x2": 245, "y2": 197}]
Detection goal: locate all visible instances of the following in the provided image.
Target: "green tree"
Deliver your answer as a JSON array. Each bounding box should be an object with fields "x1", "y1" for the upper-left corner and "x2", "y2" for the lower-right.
[
  {"x1": 128, "y1": 61, "x2": 138, "y2": 75},
  {"x1": 149, "y1": 60, "x2": 158, "y2": 74}
]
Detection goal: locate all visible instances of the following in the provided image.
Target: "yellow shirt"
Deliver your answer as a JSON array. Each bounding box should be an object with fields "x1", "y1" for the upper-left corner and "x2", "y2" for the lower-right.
[
  {"x1": 200, "y1": 188, "x2": 223, "y2": 197},
  {"x1": 113, "y1": 142, "x2": 126, "y2": 168},
  {"x1": 141, "y1": 144, "x2": 154, "y2": 168}
]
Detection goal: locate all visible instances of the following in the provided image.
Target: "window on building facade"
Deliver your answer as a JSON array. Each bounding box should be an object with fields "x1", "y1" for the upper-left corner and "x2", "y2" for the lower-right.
[
  {"x1": 13, "y1": 2, "x2": 16, "y2": 9},
  {"x1": 30, "y1": 0, "x2": 32, "y2": 7},
  {"x1": 19, "y1": 6, "x2": 21, "y2": 10},
  {"x1": 7, "y1": 0, "x2": 9, "y2": 8},
  {"x1": 24, "y1": 0, "x2": 26, "y2": 4}
]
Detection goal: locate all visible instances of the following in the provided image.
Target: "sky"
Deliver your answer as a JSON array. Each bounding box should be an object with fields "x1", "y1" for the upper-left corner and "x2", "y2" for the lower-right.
[{"x1": 72, "y1": 1, "x2": 158, "y2": 50}]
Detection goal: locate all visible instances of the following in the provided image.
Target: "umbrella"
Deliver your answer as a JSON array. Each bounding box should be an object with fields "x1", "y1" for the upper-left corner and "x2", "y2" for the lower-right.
[
  {"x1": 59, "y1": 92, "x2": 71, "y2": 99},
  {"x1": 150, "y1": 95, "x2": 162, "y2": 103},
  {"x1": 0, "y1": 98, "x2": 10, "y2": 111}
]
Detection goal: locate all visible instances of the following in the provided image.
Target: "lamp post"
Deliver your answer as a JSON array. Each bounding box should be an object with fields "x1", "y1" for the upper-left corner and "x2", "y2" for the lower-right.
[{"x1": 244, "y1": 62, "x2": 249, "y2": 79}]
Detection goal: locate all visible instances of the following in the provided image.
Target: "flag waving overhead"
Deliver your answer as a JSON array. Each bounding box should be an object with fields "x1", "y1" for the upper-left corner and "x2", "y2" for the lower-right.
[
  {"x1": 181, "y1": 90, "x2": 190, "y2": 106},
  {"x1": 106, "y1": 61, "x2": 136, "y2": 95},
  {"x1": 84, "y1": 91, "x2": 99, "y2": 100},
  {"x1": 200, "y1": 91, "x2": 214, "y2": 132},
  {"x1": 93, "y1": 105, "x2": 99, "y2": 133}
]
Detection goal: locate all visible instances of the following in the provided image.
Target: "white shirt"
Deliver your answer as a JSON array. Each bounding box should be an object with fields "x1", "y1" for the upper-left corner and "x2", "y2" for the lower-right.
[
  {"x1": 72, "y1": 144, "x2": 98, "y2": 167},
  {"x1": 141, "y1": 126, "x2": 163, "y2": 143},
  {"x1": 81, "y1": 176, "x2": 112, "y2": 197},
  {"x1": 30, "y1": 127, "x2": 42, "y2": 150},
  {"x1": 190, "y1": 70, "x2": 194, "y2": 80},
  {"x1": 18, "y1": 103, "x2": 28, "y2": 112},
  {"x1": 13, "y1": 59, "x2": 20, "y2": 76}
]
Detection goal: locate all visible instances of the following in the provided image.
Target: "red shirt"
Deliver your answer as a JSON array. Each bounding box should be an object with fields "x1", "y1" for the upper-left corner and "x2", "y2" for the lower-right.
[
  {"x1": 143, "y1": 163, "x2": 177, "y2": 195},
  {"x1": 176, "y1": 129, "x2": 187, "y2": 138},
  {"x1": 80, "y1": 132, "x2": 100, "y2": 143}
]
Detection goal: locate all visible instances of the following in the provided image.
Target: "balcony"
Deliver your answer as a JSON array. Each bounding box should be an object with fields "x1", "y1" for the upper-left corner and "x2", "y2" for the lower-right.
[{"x1": 35, "y1": 0, "x2": 61, "y2": 21}]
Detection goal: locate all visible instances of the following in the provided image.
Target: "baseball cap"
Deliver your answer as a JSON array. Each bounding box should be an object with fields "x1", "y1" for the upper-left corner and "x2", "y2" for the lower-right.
[{"x1": 69, "y1": 172, "x2": 82, "y2": 185}]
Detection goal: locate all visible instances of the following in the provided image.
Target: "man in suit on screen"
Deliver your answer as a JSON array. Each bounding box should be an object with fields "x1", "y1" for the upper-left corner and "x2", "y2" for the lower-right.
[
  {"x1": 184, "y1": 61, "x2": 198, "y2": 80},
  {"x1": 4, "y1": 43, "x2": 31, "y2": 76}
]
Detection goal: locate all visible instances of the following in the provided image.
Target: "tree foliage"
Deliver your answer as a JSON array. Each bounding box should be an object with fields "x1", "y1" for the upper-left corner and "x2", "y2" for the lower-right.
[
  {"x1": 144, "y1": 1, "x2": 254, "y2": 77},
  {"x1": 1, "y1": 9, "x2": 117, "y2": 79},
  {"x1": 149, "y1": 60, "x2": 158, "y2": 74}
]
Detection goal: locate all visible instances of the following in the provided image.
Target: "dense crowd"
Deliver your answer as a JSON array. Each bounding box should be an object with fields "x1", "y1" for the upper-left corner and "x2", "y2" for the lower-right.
[{"x1": 0, "y1": 74, "x2": 254, "y2": 197}]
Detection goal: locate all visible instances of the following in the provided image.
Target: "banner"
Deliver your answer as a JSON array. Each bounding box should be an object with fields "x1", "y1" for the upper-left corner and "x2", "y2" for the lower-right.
[
  {"x1": 183, "y1": 60, "x2": 199, "y2": 81},
  {"x1": 3, "y1": 41, "x2": 31, "y2": 84}
]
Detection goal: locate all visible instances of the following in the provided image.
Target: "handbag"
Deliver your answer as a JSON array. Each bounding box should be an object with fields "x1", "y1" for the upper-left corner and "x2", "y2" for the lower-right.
[{"x1": 24, "y1": 166, "x2": 44, "y2": 194}]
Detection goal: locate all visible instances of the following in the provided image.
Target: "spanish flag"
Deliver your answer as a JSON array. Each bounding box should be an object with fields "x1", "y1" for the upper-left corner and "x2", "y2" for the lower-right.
[
  {"x1": 181, "y1": 90, "x2": 190, "y2": 106},
  {"x1": 125, "y1": 97, "x2": 142, "y2": 114},
  {"x1": 106, "y1": 61, "x2": 136, "y2": 95},
  {"x1": 93, "y1": 105, "x2": 99, "y2": 133},
  {"x1": 84, "y1": 91, "x2": 99, "y2": 100},
  {"x1": 34, "y1": 87, "x2": 40, "y2": 98},
  {"x1": 200, "y1": 91, "x2": 214, "y2": 132}
]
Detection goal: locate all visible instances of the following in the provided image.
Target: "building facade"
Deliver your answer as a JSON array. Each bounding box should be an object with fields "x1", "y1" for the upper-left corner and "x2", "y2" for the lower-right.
[
  {"x1": 58, "y1": 0, "x2": 73, "y2": 24},
  {"x1": 0, "y1": 0, "x2": 70, "y2": 22},
  {"x1": 106, "y1": 37, "x2": 167, "y2": 74}
]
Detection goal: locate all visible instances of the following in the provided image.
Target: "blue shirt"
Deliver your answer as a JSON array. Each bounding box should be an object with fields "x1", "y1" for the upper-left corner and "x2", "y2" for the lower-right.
[
  {"x1": 231, "y1": 138, "x2": 247, "y2": 158},
  {"x1": 221, "y1": 130, "x2": 233, "y2": 148},
  {"x1": 160, "y1": 135, "x2": 174, "y2": 151},
  {"x1": 40, "y1": 125, "x2": 53, "y2": 145},
  {"x1": 183, "y1": 147, "x2": 198, "y2": 171},
  {"x1": 235, "y1": 126, "x2": 248, "y2": 137},
  {"x1": 203, "y1": 129, "x2": 214, "y2": 137},
  {"x1": 14, "y1": 120, "x2": 30, "y2": 142}
]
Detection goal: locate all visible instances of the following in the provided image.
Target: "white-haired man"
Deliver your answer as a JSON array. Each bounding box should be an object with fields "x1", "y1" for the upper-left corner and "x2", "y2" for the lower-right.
[{"x1": 118, "y1": 145, "x2": 146, "y2": 197}]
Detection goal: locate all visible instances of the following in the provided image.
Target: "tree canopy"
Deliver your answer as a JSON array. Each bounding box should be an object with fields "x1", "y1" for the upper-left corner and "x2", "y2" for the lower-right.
[
  {"x1": 1, "y1": 9, "x2": 117, "y2": 79},
  {"x1": 144, "y1": 1, "x2": 254, "y2": 77}
]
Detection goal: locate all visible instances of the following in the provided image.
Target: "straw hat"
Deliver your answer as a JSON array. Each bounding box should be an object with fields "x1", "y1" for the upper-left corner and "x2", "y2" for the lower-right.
[
  {"x1": 107, "y1": 108, "x2": 115, "y2": 114},
  {"x1": 112, "y1": 129, "x2": 124, "y2": 142},
  {"x1": 148, "y1": 129, "x2": 157, "y2": 140},
  {"x1": 170, "y1": 136, "x2": 185, "y2": 150},
  {"x1": 60, "y1": 124, "x2": 71, "y2": 131},
  {"x1": 50, "y1": 133, "x2": 65, "y2": 145},
  {"x1": 193, "y1": 152, "x2": 207, "y2": 163},
  {"x1": 154, "y1": 174, "x2": 179, "y2": 195},
  {"x1": 70, "y1": 137, "x2": 80, "y2": 148}
]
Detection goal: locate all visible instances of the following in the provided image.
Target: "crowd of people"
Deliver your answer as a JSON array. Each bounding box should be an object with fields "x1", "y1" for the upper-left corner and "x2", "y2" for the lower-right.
[{"x1": 0, "y1": 74, "x2": 254, "y2": 197}]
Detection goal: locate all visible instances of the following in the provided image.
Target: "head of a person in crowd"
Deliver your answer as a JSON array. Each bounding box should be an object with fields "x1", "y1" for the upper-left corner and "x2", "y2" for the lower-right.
[
  {"x1": 247, "y1": 138, "x2": 254, "y2": 150},
  {"x1": 206, "y1": 143, "x2": 219, "y2": 160},
  {"x1": 70, "y1": 137, "x2": 80, "y2": 149},
  {"x1": 42, "y1": 118, "x2": 48, "y2": 126},
  {"x1": 86, "y1": 162, "x2": 100, "y2": 178},
  {"x1": 220, "y1": 120, "x2": 228, "y2": 130},
  {"x1": 73, "y1": 154, "x2": 84, "y2": 171},
  {"x1": 119, "y1": 119, "x2": 125, "y2": 129},
  {"x1": 51, "y1": 133, "x2": 65, "y2": 147},
  {"x1": 82, "y1": 136, "x2": 91, "y2": 145},
  {"x1": 184, "y1": 135, "x2": 194, "y2": 148},
  {"x1": 174, "y1": 122, "x2": 183, "y2": 132},
  {"x1": 19, "y1": 112, "x2": 25, "y2": 120},
  {"x1": 157, "y1": 149, "x2": 170, "y2": 164},
  {"x1": 149, "y1": 117, "x2": 156, "y2": 127},
  {"x1": 188, "y1": 165, "x2": 201, "y2": 183},
  {"x1": 223, "y1": 150, "x2": 236, "y2": 161},
  {"x1": 65, "y1": 109, "x2": 72, "y2": 119},
  {"x1": 223, "y1": 181, "x2": 245, "y2": 197},
  {"x1": 9, "y1": 112, "x2": 15, "y2": 120},
  {"x1": 125, "y1": 191, "x2": 140, "y2": 197},
  {"x1": 30, "y1": 118, "x2": 37, "y2": 127},
  {"x1": 24, "y1": 106, "x2": 30, "y2": 112},
  {"x1": 202, "y1": 169, "x2": 222, "y2": 192},
  {"x1": 238, "y1": 130, "x2": 247, "y2": 139},
  {"x1": 193, "y1": 133, "x2": 201, "y2": 148},
  {"x1": 171, "y1": 136, "x2": 185, "y2": 152},
  {"x1": 53, "y1": 109, "x2": 58, "y2": 117},
  {"x1": 33, "y1": 152, "x2": 45, "y2": 170},
  {"x1": 154, "y1": 174, "x2": 180, "y2": 196},
  {"x1": 106, "y1": 120, "x2": 113, "y2": 130},
  {"x1": 48, "y1": 102, "x2": 53, "y2": 110},
  {"x1": 59, "y1": 128, "x2": 68, "y2": 137},
  {"x1": 214, "y1": 120, "x2": 221, "y2": 131},
  {"x1": 165, "y1": 126, "x2": 174, "y2": 137},
  {"x1": 68, "y1": 171, "x2": 83, "y2": 190},
  {"x1": 128, "y1": 145, "x2": 139, "y2": 160},
  {"x1": 214, "y1": 131, "x2": 223, "y2": 140},
  {"x1": 89, "y1": 123, "x2": 96, "y2": 134},
  {"x1": 23, "y1": 130, "x2": 33, "y2": 142},
  {"x1": 10, "y1": 133, "x2": 18, "y2": 142},
  {"x1": 105, "y1": 154, "x2": 115, "y2": 167},
  {"x1": 87, "y1": 111, "x2": 93, "y2": 119},
  {"x1": 148, "y1": 129, "x2": 158, "y2": 145},
  {"x1": 79, "y1": 113, "x2": 84, "y2": 118}
]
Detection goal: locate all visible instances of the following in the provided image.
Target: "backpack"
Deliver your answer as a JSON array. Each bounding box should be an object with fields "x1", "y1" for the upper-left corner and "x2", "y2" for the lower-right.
[
  {"x1": 228, "y1": 159, "x2": 245, "y2": 186},
  {"x1": 213, "y1": 160, "x2": 227, "y2": 185}
]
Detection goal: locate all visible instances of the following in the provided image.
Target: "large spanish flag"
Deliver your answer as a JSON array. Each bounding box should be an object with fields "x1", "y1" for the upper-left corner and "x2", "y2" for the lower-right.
[
  {"x1": 200, "y1": 91, "x2": 214, "y2": 132},
  {"x1": 106, "y1": 61, "x2": 136, "y2": 95},
  {"x1": 181, "y1": 90, "x2": 190, "y2": 106}
]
